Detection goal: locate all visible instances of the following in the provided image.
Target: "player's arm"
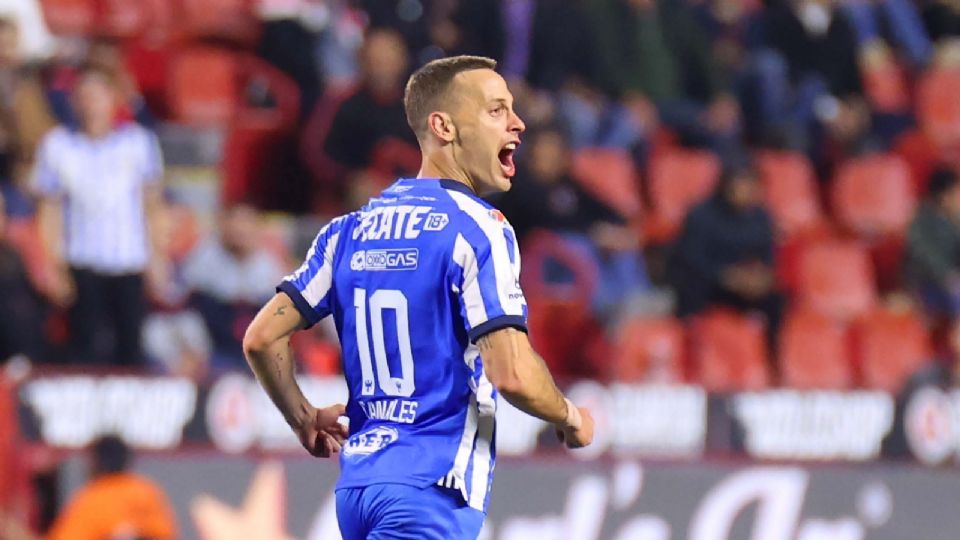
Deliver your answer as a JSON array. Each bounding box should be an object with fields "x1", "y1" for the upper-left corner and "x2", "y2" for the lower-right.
[
  {"x1": 478, "y1": 327, "x2": 593, "y2": 448},
  {"x1": 243, "y1": 292, "x2": 347, "y2": 457}
]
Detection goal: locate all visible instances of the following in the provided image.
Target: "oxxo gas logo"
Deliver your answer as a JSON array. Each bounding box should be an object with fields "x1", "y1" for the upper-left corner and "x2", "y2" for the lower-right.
[{"x1": 350, "y1": 249, "x2": 419, "y2": 271}]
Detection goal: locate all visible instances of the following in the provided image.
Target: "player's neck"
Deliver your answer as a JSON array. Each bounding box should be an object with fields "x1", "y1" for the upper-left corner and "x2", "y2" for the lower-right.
[{"x1": 417, "y1": 152, "x2": 477, "y2": 194}]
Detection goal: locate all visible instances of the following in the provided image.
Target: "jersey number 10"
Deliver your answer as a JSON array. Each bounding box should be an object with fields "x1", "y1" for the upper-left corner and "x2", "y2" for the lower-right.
[{"x1": 354, "y1": 288, "x2": 416, "y2": 397}]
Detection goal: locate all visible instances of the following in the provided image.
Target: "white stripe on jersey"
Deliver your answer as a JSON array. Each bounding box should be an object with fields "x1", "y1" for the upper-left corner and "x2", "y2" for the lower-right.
[
  {"x1": 468, "y1": 372, "x2": 496, "y2": 510},
  {"x1": 447, "y1": 191, "x2": 524, "y2": 317},
  {"x1": 436, "y1": 471, "x2": 461, "y2": 490},
  {"x1": 287, "y1": 215, "x2": 346, "y2": 283},
  {"x1": 510, "y1": 228, "x2": 522, "y2": 278},
  {"x1": 302, "y1": 231, "x2": 340, "y2": 307},
  {"x1": 452, "y1": 233, "x2": 488, "y2": 329},
  {"x1": 452, "y1": 389, "x2": 479, "y2": 504},
  {"x1": 288, "y1": 235, "x2": 319, "y2": 283}
]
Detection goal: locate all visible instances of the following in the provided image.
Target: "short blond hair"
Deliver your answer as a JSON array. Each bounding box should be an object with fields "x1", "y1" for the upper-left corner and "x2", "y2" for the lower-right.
[{"x1": 403, "y1": 55, "x2": 497, "y2": 140}]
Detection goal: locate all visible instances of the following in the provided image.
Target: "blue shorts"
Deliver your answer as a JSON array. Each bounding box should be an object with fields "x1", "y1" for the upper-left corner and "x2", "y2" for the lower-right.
[{"x1": 335, "y1": 484, "x2": 484, "y2": 540}]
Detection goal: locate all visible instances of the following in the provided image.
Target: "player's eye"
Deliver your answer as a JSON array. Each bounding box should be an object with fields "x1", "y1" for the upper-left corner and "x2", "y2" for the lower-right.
[{"x1": 490, "y1": 106, "x2": 505, "y2": 116}]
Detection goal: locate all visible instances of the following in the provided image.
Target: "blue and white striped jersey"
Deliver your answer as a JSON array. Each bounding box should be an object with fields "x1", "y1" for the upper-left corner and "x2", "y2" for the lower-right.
[
  {"x1": 33, "y1": 124, "x2": 163, "y2": 274},
  {"x1": 279, "y1": 178, "x2": 527, "y2": 512}
]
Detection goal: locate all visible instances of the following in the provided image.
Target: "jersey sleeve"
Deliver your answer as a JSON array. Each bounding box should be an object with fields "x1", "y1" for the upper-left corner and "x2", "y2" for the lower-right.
[
  {"x1": 452, "y1": 213, "x2": 528, "y2": 343},
  {"x1": 277, "y1": 217, "x2": 346, "y2": 327}
]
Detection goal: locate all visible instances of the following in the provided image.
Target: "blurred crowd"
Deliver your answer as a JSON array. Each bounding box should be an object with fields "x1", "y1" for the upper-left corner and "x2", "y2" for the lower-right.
[{"x1": 2, "y1": 0, "x2": 960, "y2": 394}]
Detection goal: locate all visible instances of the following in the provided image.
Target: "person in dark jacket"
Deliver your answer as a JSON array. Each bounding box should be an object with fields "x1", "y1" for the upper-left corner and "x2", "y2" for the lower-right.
[
  {"x1": 672, "y1": 162, "x2": 782, "y2": 344},
  {"x1": 0, "y1": 192, "x2": 47, "y2": 363},
  {"x1": 585, "y1": 0, "x2": 741, "y2": 153},
  {"x1": 497, "y1": 127, "x2": 650, "y2": 319},
  {"x1": 905, "y1": 166, "x2": 960, "y2": 317},
  {"x1": 304, "y1": 28, "x2": 419, "y2": 209}
]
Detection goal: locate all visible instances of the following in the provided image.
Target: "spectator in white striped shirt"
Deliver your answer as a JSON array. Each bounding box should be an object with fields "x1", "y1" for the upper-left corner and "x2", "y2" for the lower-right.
[{"x1": 33, "y1": 63, "x2": 166, "y2": 366}]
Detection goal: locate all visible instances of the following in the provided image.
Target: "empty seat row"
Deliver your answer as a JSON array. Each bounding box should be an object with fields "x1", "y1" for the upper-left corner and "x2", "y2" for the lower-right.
[
  {"x1": 613, "y1": 307, "x2": 931, "y2": 394},
  {"x1": 570, "y1": 147, "x2": 922, "y2": 245},
  {"x1": 40, "y1": 0, "x2": 259, "y2": 43}
]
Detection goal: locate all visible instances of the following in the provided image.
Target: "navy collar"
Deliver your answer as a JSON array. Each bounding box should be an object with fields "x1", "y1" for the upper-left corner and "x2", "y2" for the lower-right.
[
  {"x1": 438, "y1": 178, "x2": 476, "y2": 196},
  {"x1": 396, "y1": 177, "x2": 477, "y2": 196}
]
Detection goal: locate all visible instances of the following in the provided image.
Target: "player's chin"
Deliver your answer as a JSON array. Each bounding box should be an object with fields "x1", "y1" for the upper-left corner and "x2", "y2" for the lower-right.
[{"x1": 494, "y1": 166, "x2": 515, "y2": 190}]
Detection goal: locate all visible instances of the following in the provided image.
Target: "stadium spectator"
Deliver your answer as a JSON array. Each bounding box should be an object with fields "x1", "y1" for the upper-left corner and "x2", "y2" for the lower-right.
[
  {"x1": 358, "y1": 0, "x2": 485, "y2": 64},
  {"x1": 183, "y1": 202, "x2": 285, "y2": 370},
  {"x1": 44, "y1": 36, "x2": 155, "y2": 129},
  {"x1": 0, "y1": 191, "x2": 47, "y2": 363},
  {"x1": 586, "y1": 0, "x2": 741, "y2": 155},
  {"x1": 0, "y1": 16, "x2": 55, "y2": 213},
  {"x1": 905, "y1": 166, "x2": 960, "y2": 318},
  {"x1": 921, "y1": 0, "x2": 960, "y2": 42},
  {"x1": 139, "y1": 198, "x2": 209, "y2": 380},
  {"x1": 45, "y1": 435, "x2": 178, "y2": 540},
  {"x1": 671, "y1": 161, "x2": 782, "y2": 347},
  {"x1": 841, "y1": 0, "x2": 932, "y2": 69},
  {"x1": 303, "y1": 28, "x2": 418, "y2": 209},
  {"x1": 497, "y1": 127, "x2": 650, "y2": 320},
  {"x1": 456, "y1": 0, "x2": 603, "y2": 141},
  {"x1": 33, "y1": 64, "x2": 166, "y2": 367},
  {"x1": 454, "y1": 0, "x2": 598, "y2": 94},
  {"x1": 256, "y1": 0, "x2": 325, "y2": 118},
  {"x1": 0, "y1": 0, "x2": 54, "y2": 61},
  {"x1": 745, "y1": 0, "x2": 866, "y2": 157},
  {"x1": 313, "y1": 0, "x2": 367, "y2": 88}
]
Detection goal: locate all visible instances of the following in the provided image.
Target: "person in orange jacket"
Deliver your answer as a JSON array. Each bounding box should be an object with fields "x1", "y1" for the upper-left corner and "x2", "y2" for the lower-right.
[{"x1": 45, "y1": 435, "x2": 178, "y2": 540}]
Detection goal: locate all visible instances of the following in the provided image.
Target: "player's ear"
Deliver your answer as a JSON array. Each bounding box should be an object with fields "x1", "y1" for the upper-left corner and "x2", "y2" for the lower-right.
[{"x1": 428, "y1": 111, "x2": 456, "y2": 144}]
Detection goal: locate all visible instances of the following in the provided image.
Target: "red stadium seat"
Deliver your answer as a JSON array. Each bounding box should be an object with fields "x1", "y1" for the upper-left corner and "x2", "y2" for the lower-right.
[
  {"x1": 168, "y1": 46, "x2": 239, "y2": 125},
  {"x1": 611, "y1": 316, "x2": 685, "y2": 383},
  {"x1": 779, "y1": 309, "x2": 852, "y2": 390},
  {"x1": 691, "y1": 310, "x2": 770, "y2": 393},
  {"x1": 832, "y1": 154, "x2": 916, "y2": 237},
  {"x1": 917, "y1": 67, "x2": 960, "y2": 150},
  {"x1": 221, "y1": 56, "x2": 302, "y2": 208},
  {"x1": 571, "y1": 148, "x2": 643, "y2": 219},
  {"x1": 855, "y1": 308, "x2": 931, "y2": 394},
  {"x1": 526, "y1": 298, "x2": 603, "y2": 381},
  {"x1": 774, "y1": 221, "x2": 836, "y2": 293},
  {"x1": 521, "y1": 230, "x2": 602, "y2": 379},
  {"x1": 756, "y1": 150, "x2": 823, "y2": 237},
  {"x1": 797, "y1": 239, "x2": 877, "y2": 320},
  {"x1": 124, "y1": 39, "x2": 173, "y2": 119},
  {"x1": 99, "y1": 0, "x2": 151, "y2": 37},
  {"x1": 39, "y1": 0, "x2": 96, "y2": 34},
  {"x1": 179, "y1": 0, "x2": 259, "y2": 44},
  {"x1": 645, "y1": 148, "x2": 720, "y2": 242},
  {"x1": 893, "y1": 129, "x2": 941, "y2": 196}
]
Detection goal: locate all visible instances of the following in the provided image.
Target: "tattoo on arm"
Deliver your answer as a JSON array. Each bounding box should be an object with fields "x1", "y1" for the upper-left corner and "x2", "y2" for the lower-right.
[
  {"x1": 476, "y1": 334, "x2": 494, "y2": 352},
  {"x1": 273, "y1": 304, "x2": 287, "y2": 317},
  {"x1": 274, "y1": 352, "x2": 284, "y2": 379}
]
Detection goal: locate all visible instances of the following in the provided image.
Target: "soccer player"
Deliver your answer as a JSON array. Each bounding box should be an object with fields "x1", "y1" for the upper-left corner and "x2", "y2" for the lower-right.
[{"x1": 243, "y1": 55, "x2": 595, "y2": 539}]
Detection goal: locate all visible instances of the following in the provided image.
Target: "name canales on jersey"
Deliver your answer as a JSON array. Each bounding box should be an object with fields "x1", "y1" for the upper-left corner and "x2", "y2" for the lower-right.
[{"x1": 350, "y1": 203, "x2": 450, "y2": 423}]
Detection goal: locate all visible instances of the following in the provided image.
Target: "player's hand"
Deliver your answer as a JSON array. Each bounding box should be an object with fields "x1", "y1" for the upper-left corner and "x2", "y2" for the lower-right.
[
  {"x1": 294, "y1": 403, "x2": 349, "y2": 458},
  {"x1": 556, "y1": 404, "x2": 595, "y2": 449}
]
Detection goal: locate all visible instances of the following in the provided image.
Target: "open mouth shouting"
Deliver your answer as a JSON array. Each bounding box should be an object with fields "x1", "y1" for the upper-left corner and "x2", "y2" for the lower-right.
[{"x1": 498, "y1": 141, "x2": 519, "y2": 178}]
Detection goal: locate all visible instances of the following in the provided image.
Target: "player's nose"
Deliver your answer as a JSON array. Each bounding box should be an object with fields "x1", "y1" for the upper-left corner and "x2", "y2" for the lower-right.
[{"x1": 508, "y1": 109, "x2": 525, "y2": 135}]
